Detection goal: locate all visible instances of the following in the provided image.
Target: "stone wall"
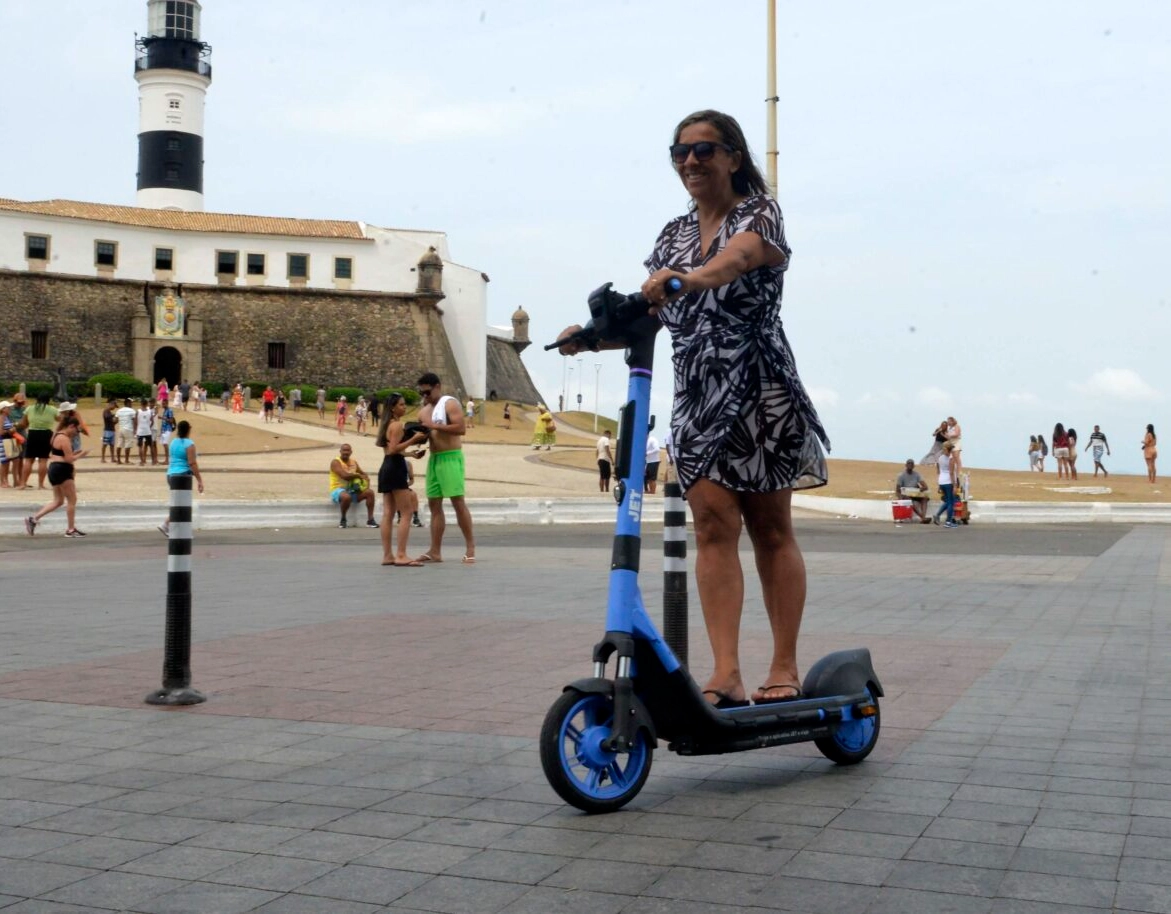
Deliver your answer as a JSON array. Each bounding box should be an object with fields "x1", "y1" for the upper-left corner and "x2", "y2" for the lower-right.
[
  {"x1": 485, "y1": 336, "x2": 545, "y2": 406},
  {"x1": 0, "y1": 270, "x2": 144, "y2": 384},
  {"x1": 0, "y1": 270, "x2": 466, "y2": 395}
]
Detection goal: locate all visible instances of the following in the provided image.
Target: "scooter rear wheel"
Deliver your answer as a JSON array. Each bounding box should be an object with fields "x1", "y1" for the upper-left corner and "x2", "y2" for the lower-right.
[
  {"x1": 540, "y1": 690, "x2": 653, "y2": 813},
  {"x1": 815, "y1": 695, "x2": 880, "y2": 765}
]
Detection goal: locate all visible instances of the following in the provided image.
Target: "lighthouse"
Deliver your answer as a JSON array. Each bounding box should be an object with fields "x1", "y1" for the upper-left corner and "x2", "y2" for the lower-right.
[{"x1": 134, "y1": 0, "x2": 212, "y2": 211}]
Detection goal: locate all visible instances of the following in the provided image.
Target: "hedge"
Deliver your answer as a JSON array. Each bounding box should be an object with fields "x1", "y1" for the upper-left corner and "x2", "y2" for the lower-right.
[
  {"x1": 375, "y1": 387, "x2": 421, "y2": 406},
  {"x1": 326, "y1": 387, "x2": 364, "y2": 404},
  {"x1": 87, "y1": 373, "x2": 152, "y2": 399}
]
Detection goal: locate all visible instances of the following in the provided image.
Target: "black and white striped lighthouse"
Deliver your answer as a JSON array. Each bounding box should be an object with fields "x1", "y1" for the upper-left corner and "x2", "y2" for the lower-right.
[{"x1": 134, "y1": 0, "x2": 212, "y2": 211}]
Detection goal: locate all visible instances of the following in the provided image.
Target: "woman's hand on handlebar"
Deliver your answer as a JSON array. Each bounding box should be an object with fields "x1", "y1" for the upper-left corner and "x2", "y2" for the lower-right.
[
  {"x1": 642, "y1": 269, "x2": 688, "y2": 314},
  {"x1": 556, "y1": 325, "x2": 586, "y2": 356}
]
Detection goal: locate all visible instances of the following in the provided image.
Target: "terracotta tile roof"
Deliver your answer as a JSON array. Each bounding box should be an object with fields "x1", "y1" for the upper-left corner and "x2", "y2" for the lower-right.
[{"x1": 0, "y1": 198, "x2": 368, "y2": 240}]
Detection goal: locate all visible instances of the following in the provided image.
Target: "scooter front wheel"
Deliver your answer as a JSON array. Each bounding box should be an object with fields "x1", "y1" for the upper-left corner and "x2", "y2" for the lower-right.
[
  {"x1": 816, "y1": 695, "x2": 880, "y2": 765},
  {"x1": 540, "y1": 690, "x2": 653, "y2": 813}
]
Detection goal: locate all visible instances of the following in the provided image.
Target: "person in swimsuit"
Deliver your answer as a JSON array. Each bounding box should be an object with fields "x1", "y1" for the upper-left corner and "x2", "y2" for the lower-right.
[
  {"x1": 374, "y1": 394, "x2": 428, "y2": 566},
  {"x1": 25, "y1": 416, "x2": 88, "y2": 537},
  {"x1": 1143, "y1": 424, "x2": 1158, "y2": 483},
  {"x1": 559, "y1": 109, "x2": 828, "y2": 708}
]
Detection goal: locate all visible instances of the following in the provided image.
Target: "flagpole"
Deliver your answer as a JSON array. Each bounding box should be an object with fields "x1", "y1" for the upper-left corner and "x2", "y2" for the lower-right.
[{"x1": 766, "y1": 0, "x2": 779, "y2": 198}]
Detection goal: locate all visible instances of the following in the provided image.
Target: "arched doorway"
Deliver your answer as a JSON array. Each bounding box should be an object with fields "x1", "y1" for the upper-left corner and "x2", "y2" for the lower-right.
[{"x1": 154, "y1": 346, "x2": 182, "y2": 387}]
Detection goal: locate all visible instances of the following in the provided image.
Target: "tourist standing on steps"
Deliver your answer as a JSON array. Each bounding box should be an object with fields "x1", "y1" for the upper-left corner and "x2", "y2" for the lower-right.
[
  {"x1": 415, "y1": 372, "x2": 476, "y2": 564},
  {"x1": 158, "y1": 420, "x2": 204, "y2": 538},
  {"x1": 25, "y1": 416, "x2": 88, "y2": 537}
]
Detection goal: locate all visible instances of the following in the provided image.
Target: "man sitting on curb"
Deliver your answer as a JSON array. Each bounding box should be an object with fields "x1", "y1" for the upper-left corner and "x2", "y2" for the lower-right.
[
  {"x1": 895, "y1": 458, "x2": 931, "y2": 523},
  {"x1": 329, "y1": 443, "x2": 378, "y2": 529}
]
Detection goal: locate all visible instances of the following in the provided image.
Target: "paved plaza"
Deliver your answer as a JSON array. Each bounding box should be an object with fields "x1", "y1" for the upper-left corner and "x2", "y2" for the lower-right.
[{"x1": 1, "y1": 519, "x2": 1170, "y2": 912}]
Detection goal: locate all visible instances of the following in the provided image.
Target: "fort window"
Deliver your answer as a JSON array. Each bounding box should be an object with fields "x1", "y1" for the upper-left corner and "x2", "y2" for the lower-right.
[
  {"x1": 216, "y1": 250, "x2": 238, "y2": 275},
  {"x1": 31, "y1": 330, "x2": 49, "y2": 361},
  {"x1": 169, "y1": 98, "x2": 181, "y2": 109},
  {"x1": 155, "y1": 247, "x2": 174, "y2": 270},
  {"x1": 167, "y1": 137, "x2": 181, "y2": 152},
  {"x1": 267, "y1": 342, "x2": 287, "y2": 370},
  {"x1": 287, "y1": 253, "x2": 309, "y2": 279},
  {"x1": 247, "y1": 253, "x2": 266, "y2": 276},
  {"x1": 334, "y1": 257, "x2": 353, "y2": 280},
  {"x1": 95, "y1": 240, "x2": 118, "y2": 267},
  {"x1": 26, "y1": 234, "x2": 49, "y2": 260}
]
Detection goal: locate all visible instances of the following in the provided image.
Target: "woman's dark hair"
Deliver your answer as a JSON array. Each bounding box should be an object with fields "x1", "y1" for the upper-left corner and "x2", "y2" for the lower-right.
[
  {"x1": 33, "y1": 392, "x2": 51, "y2": 412},
  {"x1": 1053, "y1": 422, "x2": 1065, "y2": 440},
  {"x1": 1148, "y1": 423, "x2": 1156, "y2": 437},
  {"x1": 673, "y1": 109, "x2": 770, "y2": 199},
  {"x1": 56, "y1": 416, "x2": 80, "y2": 431},
  {"x1": 375, "y1": 394, "x2": 404, "y2": 448},
  {"x1": 1067, "y1": 428, "x2": 1077, "y2": 441},
  {"x1": 1030, "y1": 435, "x2": 1037, "y2": 443},
  {"x1": 177, "y1": 420, "x2": 191, "y2": 438}
]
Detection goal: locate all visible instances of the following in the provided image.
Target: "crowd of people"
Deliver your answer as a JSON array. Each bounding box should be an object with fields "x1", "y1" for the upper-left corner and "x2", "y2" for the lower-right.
[{"x1": 1026, "y1": 422, "x2": 1157, "y2": 482}]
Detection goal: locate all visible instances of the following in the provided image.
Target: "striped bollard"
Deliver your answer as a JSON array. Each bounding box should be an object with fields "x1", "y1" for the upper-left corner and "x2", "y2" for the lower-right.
[
  {"x1": 145, "y1": 474, "x2": 206, "y2": 705},
  {"x1": 662, "y1": 478, "x2": 688, "y2": 668}
]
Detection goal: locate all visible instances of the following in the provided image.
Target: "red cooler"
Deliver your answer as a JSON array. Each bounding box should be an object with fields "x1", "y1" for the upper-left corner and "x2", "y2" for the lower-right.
[{"x1": 891, "y1": 499, "x2": 913, "y2": 522}]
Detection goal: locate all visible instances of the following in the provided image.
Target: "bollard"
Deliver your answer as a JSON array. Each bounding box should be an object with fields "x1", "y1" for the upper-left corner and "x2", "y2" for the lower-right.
[
  {"x1": 662, "y1": 477, "x2": 688, "y2": 668},
  {"x1": 94, "y1": 382, "x2": 102, "y2": 406},
  {"x1": 145, "y1": 474, "x2": 206, "y2": 705}
]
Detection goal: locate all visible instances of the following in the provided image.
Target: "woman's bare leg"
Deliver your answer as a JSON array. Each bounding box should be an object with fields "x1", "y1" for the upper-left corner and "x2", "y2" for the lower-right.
[
  {"x1": 741, "y1": 488, "x2": 805, "y2": 700},
  {"x1": 380, "y1": 494, "x2": 394, "y2": 563},
  {"x1": 33, "y1": 485, "x2": 65, "y2": 522},
  {"x1": 686, "y1": 479, "x2": 746, "y2": 702},
  {"x1": 62, "y1": 480, "x2": 77, "y2": 529},
  {"x1": 393, "y1": 490, "x2": 414, "y2": 562}
]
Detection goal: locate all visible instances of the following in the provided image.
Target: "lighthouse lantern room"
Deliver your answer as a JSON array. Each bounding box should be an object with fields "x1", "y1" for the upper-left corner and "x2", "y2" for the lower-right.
[{"x1": 134, "y1": 0, "x2": 212, "y2": 211}]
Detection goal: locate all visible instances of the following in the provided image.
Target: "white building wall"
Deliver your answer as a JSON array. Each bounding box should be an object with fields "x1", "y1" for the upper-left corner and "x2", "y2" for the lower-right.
[{"x1": 0, "y1": 209, "x2": 489, "y2": 395}]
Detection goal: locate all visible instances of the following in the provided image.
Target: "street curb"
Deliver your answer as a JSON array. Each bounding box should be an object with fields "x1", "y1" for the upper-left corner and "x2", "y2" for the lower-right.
[
  {"x1": 792, "y1": 494, "x2": 1171, "y2": 524},
  {"x1": 0, "y1": 497, "x2": 637, "y2": 536}
]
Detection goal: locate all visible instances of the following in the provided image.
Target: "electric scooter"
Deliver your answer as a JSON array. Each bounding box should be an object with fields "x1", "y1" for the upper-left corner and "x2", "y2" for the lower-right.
[{"x1": 539, "y1": 280, "x2": 884, "y2": 813}]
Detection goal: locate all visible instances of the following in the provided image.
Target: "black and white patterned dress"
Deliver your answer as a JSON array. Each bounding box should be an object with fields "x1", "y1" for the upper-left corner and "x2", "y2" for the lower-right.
[{"x1": 645, "y1": 193, "x2": 829, "y2": 494}]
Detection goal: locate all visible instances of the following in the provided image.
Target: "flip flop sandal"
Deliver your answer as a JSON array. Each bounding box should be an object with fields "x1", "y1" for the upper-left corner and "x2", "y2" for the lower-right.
[
  {"x1": 703, "y1": 689, "x2": 750, "y2": 710},
  {"x1": 753, "y1": 683, "x2": 804, "y2": 705}
]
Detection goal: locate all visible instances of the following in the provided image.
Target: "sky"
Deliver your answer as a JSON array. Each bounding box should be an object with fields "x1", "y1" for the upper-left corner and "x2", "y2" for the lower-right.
[{"x1": 2, "y1": 1, "x2": 1169, "y2": 476}]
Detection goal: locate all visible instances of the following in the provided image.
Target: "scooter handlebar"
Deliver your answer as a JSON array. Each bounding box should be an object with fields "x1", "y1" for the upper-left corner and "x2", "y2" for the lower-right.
[{"x1": 544, "y1": 278, "x2": 684, "y2": 351}]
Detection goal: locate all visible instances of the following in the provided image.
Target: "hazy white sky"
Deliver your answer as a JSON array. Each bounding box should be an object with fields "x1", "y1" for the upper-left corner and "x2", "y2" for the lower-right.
[{"x1": 3, "y1": 1, "x2": 1169, "y2": 474}]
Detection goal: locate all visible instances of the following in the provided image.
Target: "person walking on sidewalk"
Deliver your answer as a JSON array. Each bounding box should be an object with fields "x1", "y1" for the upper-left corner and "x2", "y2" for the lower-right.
[
  {"x1": 25, "y1": 416, "x2": 88, "y2": 537},
  {"x1": 415, "y1": 372, "x2": 476, "y2": 563},
  {"x1": 933, "y1": 442, "x2": 959, "y2": 527},
  {"x1": 158, "y1": 420, "x2": 204, "y2": 538}
]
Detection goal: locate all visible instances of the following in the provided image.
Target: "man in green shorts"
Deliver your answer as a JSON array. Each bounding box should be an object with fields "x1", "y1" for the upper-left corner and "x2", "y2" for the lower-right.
[{"x1": 415, "y1": 372, "x2": 476, "y2": 563}]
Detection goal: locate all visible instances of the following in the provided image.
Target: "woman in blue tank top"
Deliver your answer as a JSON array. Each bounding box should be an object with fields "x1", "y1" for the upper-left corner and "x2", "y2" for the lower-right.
[{"x1": 159, "y1": 420, "x2": 204, "y2": 538}]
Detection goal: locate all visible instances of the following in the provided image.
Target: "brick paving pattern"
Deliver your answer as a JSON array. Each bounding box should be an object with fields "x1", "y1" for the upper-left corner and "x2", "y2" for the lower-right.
[{"x1": 0, "y1": 520, "x2": 1168, "y2": 912}]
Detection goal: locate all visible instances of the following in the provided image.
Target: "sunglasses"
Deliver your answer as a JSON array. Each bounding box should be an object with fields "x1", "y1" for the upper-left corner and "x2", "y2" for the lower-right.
[{"x1": 669, "y1": 141, "x2": 735, "y2": 164}]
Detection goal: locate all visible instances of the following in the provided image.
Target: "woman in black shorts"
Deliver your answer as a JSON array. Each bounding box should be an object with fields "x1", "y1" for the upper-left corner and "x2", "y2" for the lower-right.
[
  {"x1": 374, "y1": 394, "x2": 428, "y2": 566},
  {"x1": 25, "y1": 416, "x2": 88, "y2": 537}
]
